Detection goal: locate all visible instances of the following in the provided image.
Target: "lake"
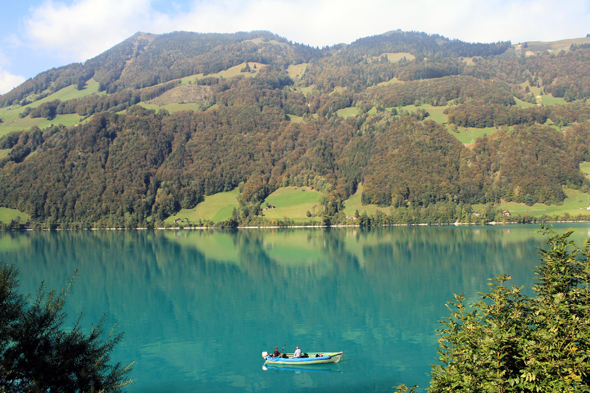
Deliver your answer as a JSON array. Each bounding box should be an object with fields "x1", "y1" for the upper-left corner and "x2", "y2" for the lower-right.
[{"x1": 2, "y1": 224, "x2": 589, "y2": 392}]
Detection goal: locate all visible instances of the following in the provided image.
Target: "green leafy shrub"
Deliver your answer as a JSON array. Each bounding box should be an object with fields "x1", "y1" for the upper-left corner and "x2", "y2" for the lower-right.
[{"x1": 397, "y1": 226, "x2": 590, "y2": 392}]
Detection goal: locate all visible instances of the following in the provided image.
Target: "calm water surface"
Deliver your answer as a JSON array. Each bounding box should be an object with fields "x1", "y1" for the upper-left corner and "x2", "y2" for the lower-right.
[{"x1": 2, "y1": 224, "x2": 590, "y2": 392}]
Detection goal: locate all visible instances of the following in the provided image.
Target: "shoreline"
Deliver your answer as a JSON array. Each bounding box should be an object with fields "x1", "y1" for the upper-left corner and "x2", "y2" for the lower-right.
[{"x1": 6, "y1": 220, "x2": 590, "y2": 231}]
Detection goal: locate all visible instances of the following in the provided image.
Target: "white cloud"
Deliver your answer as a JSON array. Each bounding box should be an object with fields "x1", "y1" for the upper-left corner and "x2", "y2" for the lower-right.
[
  {"x1": 21, "y1": 0, "x2": 590, "y2": 65},
  {"x1": 3, "y1": 34, "x2": 22, "y2": 49},
  {"x1": 25, "y1": 0, "x2": 156, "y2": 61},
  {"x1": 0, "y1": 68, "x2": 26, "y2": 95}
]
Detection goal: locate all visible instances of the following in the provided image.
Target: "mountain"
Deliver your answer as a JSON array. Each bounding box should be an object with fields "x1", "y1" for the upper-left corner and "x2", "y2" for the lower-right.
[{"x1": 1, "y1": 30, "x2": 590, "y2": 228}]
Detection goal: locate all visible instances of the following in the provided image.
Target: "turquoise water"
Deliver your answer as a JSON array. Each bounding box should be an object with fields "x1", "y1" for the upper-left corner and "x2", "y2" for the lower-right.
[{"x1": 2, "y1": 224, "x2": 589, "y2": 392}]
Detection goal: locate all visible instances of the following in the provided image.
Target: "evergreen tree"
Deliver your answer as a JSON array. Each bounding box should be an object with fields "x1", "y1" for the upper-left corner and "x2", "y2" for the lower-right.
[{"x1": 0, "y1": 263, "x2": 134, "y2": 392}]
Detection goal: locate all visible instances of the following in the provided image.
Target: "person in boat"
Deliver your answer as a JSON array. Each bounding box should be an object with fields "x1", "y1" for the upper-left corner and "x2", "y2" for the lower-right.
[
  {"x1": 272, "y1": 347, "x2": 281, "y2": 357},
  {"x1": 293, "y1": 346, "x2": 302, "y2": 358}
]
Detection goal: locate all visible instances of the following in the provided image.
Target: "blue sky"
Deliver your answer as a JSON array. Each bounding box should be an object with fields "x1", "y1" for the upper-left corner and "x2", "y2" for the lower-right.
[{"x1": 1, "y1": 0, "x2": 589, "y2": 94}]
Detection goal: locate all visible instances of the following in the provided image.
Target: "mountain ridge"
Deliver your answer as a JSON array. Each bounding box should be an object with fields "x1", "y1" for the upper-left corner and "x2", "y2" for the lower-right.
[{"x1": 1, "y1": 29, "x2": 590, "y2": 228}]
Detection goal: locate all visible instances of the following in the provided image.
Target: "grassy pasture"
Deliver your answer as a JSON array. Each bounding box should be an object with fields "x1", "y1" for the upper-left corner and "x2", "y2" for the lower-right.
[
  {"x1": 174, "y1": 62, "x2": 267, "y2": 85},
  {"x1": 461, "y1": 57, "x2": 479, "y2": 65},
  {"x1": 166, "y1": 189, "x2": 239, "y2": 224},
  {"x1": 211, "y1": 62, "x2": 266, "y2": 79},
  {"x1": 244, "y1": 38, "x2": 265, "y2": 44},
  {"x1": 370, "y1": 78, "x2": 403, "y2": 88},
  {"x1": 335, "y1": 103, "x2": 449, "y2": 123},
  {"x1": 514, "y1": 97, "x2": 537, "y2": 108},
  {"x1": 179, "y1": 74, "x2": 204, "y2": 85},
  {"x1": 343, "y1": 184, "x2": 391, "y2": 217},
  {"x1": 0, "y1": 80, "x2": 103, "y2": 136},
  {"x1": 524, "y1": 37, "x2": 590, "y2": 54},
  {"x1": 298, "y1": 85, "x2": 316, "y2": 97},
  {"x1": 580, "y1": 162, "x2": 590, "y2": 179},
  {"x1": 538, "y1": 94, "x2": 567, "y2": 106},
  {"x1": 336, "y1": 107, "x2": 360, "y2": 118},
  {"x1": 384, "y1": 52, "x2": 415, "y2": 62},
  {"x1": 0, "y1": 207, "x2": 29, "y2": 222},
  {"x1": 516, "y1": 85, "x2": 568, "y2": 106},
  {"x1": 476, "y1": 187, "x2": 590, "y2": 218},
  {"x1": 20, "y1": 78, "x2": 102, "y2": 107},
  {"x1": 0, "y1": 149, "x2": 9, "y2": 159},
  {"x1": 398, "y1": 103, "x2": 447, "y2": 124},
  {"x1": 287, "y1": 115, "x2": 304, "y2": 123},
  {"x1": 449, "y1": 126, "x2": 496, "y2": 144},
  {"x1": 397, "y1": 103, "x2": 499, "y2": 144},
  {"x1": 262, "y1": 187, "x2": 322, "y2": 221},
  {"x1": 371, "y1": 52, "x2": 415, "y2": 63},
  {"x1": 424, "y1": 106, "x2": 447, "y2": 124},
  {"x1": 0, "y1": 113, "x2": 82, "y2": 137},
  {"x1": 137, "y1": 102, "x2": 202, "y2": 113},
  {"x1": 43, "y1": 79, "x2": 102, "y2": 102},
  {"x1": 244, "y1": 38, "x2": 288, "y2": 48},
  {"x1": 287, "y1": 63, "x2": 308, "y2": 79}
]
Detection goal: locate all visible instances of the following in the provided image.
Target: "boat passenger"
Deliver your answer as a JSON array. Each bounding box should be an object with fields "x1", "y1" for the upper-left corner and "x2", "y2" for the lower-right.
[
  {"x1": 293, "y1": 346, "x2": 302, "y2": 358},
  {"x1": 273, "y1": 347, "x2": 281, "y2": 357}
]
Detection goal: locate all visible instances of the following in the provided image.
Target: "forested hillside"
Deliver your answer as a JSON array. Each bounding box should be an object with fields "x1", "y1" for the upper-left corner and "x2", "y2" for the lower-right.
[{"x1": 1, "y1": 30, "x2": 590, "y2": 228}]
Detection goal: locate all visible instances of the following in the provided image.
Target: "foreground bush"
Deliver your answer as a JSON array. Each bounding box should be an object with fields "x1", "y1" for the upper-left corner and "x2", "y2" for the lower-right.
[
  {"x1": 0, "y1": 263, "x2": 134, "y2": 392},
  {"x1": 398, "y1": 226, "x2": 590, "y2": 392}
]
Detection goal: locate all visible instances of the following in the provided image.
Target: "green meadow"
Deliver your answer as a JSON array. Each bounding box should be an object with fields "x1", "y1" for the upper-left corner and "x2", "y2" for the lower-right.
[
  {"x1": 166, "y1": 189, "x2": 239, "y2": 224},
  {"x1": 298, "y1": 85, "x2": 316, "y2": 97},
  {"x1": 178, "y1": 62, "x2": 267, "y2": 86},
  {"x1": 342, "y1": 184, "x2": 391, "y2": 217},
  {"x1": 164, "y1": 187, "x2": 323, "y2": 224},
  {"x1": 0, "y1": 207, "x2": 29, "y2": 222},
  {"x1": 537, "y1": 94, "x2": 568, "y2": 106},
  {"x1": 580, "y1": 162, "x2": 590, "y2": 178},
  {"x1": 137, "y1": 102, "x2": 203, "y2": 113},
  {"x1": 0, "y1": 80, "x2": 102, "y2": 136},
  {"x1": 451, "y1": 127, "x2": 496, "y2": 144},
  {"x1": 0, "y1": 112, "x2": 81, "y2": 137},
  {"x1": 287, "y1": 115, "x2": 304, "y2": 123},
  {"x1": 514, "y1": 97, "x2": 537, "y2": 108},
  {"x1": 262, "y1": 186, "x2": 322, "y2": 222},
  {"x1": 370, "y1": 77, "x2": 403, "y2": 88},
  {"x1": 525, "y1": 37, "x2": 590, "y2": 53},
  {"x1": 398, "y1": 103, "x2": 447, "y2": 124},
  {"x1": 336, "y1": 107, "x2": 360, "y2": 118},
  {"x1": 371, "y1": 52, "x2": 415, "y2": 63},
  {"x1": 475, "y1": 187, "x2": 590, "y2": 218},
  {"x1": 287, "y1": 63, "x2": 308, "y2": 80},
  {"x1": 24, "y1": 78, "x2": 102, "y2": 106}
]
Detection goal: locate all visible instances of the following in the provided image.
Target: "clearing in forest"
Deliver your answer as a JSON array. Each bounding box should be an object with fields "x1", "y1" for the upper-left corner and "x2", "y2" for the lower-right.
[
  {"x1": 342, "y1": 184, "x2": 390, "y2": 217},
  {"x1": 287, "y1": 63, "x2": 308, "y2": 79},
  {"x1": 475, "y1": 187, "x2": 590, "y2": 218},
  {"x1": 166, "y1": 189, "x2": 239, "y2": 224},
  {"x1": 262, "y1": 187, "x2": 322, "y2": 222},
  {"x1": 371, "y1": 53, "x2": 415, "y2": 63},
  {"x1": 0, "y1": 207, "x2": 29, "y2": 223}
]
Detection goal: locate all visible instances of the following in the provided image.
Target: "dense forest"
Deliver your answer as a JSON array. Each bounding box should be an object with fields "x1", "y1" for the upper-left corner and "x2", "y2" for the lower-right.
[{"x1": 1, "y1": 30, "x2": 590, "y2": 228}]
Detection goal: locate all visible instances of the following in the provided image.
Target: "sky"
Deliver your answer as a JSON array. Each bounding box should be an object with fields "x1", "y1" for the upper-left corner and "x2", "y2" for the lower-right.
[{"x1": 0, "y1": 0, "x2": 589, "y2": 94}]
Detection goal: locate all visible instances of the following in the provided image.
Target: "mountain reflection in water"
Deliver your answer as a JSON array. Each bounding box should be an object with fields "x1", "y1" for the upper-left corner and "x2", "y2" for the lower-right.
[{"x1": 2, "y1": 224, "x2": 587, "y2": 392}]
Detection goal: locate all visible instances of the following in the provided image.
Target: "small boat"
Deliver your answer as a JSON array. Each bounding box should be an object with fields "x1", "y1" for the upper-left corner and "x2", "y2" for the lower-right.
[
  {"x1": 262, "y1": 363, "x2": 343, "y2": 373},
  {"x1": 262, "y1": 351, "x2": 343, "y2": 366}
]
